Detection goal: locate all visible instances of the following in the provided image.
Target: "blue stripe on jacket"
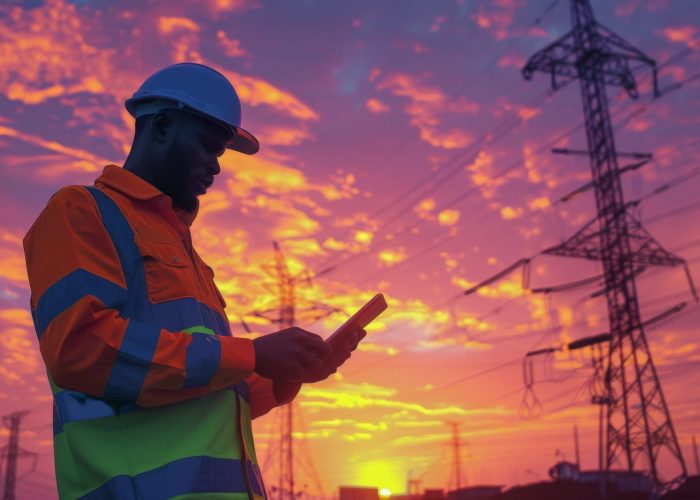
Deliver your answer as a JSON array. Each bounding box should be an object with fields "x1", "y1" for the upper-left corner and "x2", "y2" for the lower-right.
[
  {"x1": 78, "y1": 456, "x2": 263, "y2": 500},
  {"x1": 36, "y1": 269, "x2": 127, "y2": 340}
]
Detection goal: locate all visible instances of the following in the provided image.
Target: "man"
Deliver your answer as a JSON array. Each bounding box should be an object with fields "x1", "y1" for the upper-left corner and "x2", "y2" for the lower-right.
[{"x1": 23, "y1": 62, "x2": 365, "y2": 499}]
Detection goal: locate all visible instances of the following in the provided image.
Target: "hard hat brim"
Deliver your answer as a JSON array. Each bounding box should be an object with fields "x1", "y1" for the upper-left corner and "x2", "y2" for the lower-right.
[{"x1": 231, "y1": 126, "x2": 259, "y2": 155}]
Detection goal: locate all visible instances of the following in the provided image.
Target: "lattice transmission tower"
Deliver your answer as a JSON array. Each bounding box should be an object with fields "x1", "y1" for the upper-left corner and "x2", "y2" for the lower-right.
[
  {"x1": 521, "y1": 0, "x2": 689, "y2": 490},
  {"x1": 1, "y1": 410, "x2": 34, "y2": 500},
  {"x1": 246, "y1": 241, "x2": 340, "y2": 500}
]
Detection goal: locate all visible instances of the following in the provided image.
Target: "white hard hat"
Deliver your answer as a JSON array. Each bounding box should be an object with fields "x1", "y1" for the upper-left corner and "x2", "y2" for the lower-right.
[{"x1": 125, "y1": 62, "x2": 259, "y2": 155}]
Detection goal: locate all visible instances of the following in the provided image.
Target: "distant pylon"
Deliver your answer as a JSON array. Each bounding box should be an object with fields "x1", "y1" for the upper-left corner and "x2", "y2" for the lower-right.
[
  {"x1": 573, "y1": 424, "x2": 581, "y2": 468},
  {"x1": 522, "y1": 0, "x2": 690, "y2": 491},
  {"x1": 446, "y1": 421, "x2": 468, "y2": 491},
  {"x1": 274, "y1": 240, "x2": 297, "y2": 500},
  {"x1": 253, "y1": 241, "x2": 341, "y2": 500},
  {"x1": 1, "y1": 410, "x2": 31, "y2": 500},
  {"x1": 406, "y1": 471, "x2": 422, "y2": 496}
]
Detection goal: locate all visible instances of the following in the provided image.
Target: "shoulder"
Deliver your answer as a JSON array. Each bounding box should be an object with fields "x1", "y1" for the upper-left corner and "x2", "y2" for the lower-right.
[
  {"x1": 46, "y1": 185, "x2": 97, "y2": 208},
  {"x1": 24, "y1": 186, "x2": 101, "y2": 246},
  {"x1": 42, "y1": 185, "x2": 106, "y2": 222}
]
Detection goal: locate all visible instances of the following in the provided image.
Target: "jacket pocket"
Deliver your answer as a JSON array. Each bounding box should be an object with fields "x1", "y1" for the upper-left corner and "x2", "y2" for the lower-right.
[
  {"x1": 202, "y1": 263, "x2": 227, "y2": 309},
  {"x1": 137, "y1": 239, "x2": 196, "y2": 304},
  {"x1": 202, "y1": 261, "x2": 226, "y2": 309}
]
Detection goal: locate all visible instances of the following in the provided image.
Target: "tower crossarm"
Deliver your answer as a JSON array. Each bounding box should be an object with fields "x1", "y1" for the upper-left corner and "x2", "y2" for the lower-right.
[
  {"x1": 543, "y1": 213, "x2": 688, "y2": 268},
  {"x1": 521, "y1": 31, "x2": 578, "y2": 89},
  {"x1": 595, "y1": 23, "x2": 657, "y2": 66},
  {"x1": 522, "y1": 3, "x2": 658, "y2": 97}
]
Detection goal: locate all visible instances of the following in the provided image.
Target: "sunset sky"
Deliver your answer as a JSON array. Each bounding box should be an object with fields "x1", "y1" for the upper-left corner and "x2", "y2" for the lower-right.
[{"x1": 1, "y1": 0, "x2": 700, "y2": 498}]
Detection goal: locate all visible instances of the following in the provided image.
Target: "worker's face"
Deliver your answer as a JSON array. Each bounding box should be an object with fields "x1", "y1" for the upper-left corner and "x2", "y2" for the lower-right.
[{"x1": 154, "y1": 109, "x2": 232, "y2": 211}]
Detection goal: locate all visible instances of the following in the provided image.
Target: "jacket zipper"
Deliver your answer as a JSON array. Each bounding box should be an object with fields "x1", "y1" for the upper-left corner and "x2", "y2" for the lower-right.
[
  {"x1": 181, "y1": 234, "x2": 217, "y2": 328},
  {"x1": 236, "y1": 389, "x2": 255, "y2": 499},
  {"x1": 182, "y1": 235, "x2": 206, "y2": 293}
]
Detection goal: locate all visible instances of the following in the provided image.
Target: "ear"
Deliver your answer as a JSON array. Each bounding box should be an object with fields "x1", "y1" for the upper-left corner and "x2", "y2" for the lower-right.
[{"x1": 150, "y1": 111, "x2": 174, "y2": 144}]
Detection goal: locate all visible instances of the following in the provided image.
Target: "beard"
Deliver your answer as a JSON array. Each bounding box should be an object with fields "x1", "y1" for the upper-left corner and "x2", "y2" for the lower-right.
[
  {"x1": 170, "y1": 177, "x2": 198, "y2": 212},
  {"x1": 157, "y1": 157, "x2": 198, "y2": 212},
  {"x1": 172, "y1": 190, "x2": 198, "y2": 212}
]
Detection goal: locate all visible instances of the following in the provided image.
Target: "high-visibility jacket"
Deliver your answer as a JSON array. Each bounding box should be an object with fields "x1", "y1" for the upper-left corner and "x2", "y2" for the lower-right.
[{"x1": 23, "y1": 164, "x2": 295, "y2": 499}]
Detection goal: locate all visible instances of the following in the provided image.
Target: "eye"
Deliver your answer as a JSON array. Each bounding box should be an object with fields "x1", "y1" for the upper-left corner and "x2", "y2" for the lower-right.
[{"x1": 202, "y1": 137, "x2": 222, "y2": 156}]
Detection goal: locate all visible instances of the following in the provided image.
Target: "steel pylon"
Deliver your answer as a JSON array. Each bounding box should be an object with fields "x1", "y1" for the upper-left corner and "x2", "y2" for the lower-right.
[
  {"x1": 522, "y1": 0, "x2": 688, "y2": 491},
  {"x1": 253, "y1": 241, "x2": 340, "y2": 500}
]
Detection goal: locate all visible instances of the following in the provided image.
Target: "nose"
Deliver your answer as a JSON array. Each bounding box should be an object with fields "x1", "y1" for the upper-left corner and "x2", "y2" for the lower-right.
[{"x1": 207, "y1": 159, "x2": 221, "y2": 176}]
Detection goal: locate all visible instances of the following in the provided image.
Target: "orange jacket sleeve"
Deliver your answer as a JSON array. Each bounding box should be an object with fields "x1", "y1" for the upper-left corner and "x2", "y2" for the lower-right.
[
  {"x1": 245, "y1": 373, "x2": 302, "y2": 420},
  {"x1": 23, "y1": 186, "x2": 256, "y2": 407}
]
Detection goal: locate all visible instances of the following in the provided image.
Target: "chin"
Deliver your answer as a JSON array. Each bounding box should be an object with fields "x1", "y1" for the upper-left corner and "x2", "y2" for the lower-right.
[{"x1": 174, "y1": 194, "x2": 198, "y2": 212}]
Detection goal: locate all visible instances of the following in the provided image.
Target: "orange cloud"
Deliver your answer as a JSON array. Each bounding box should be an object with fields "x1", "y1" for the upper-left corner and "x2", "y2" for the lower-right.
[
  {"x1": 522, "y1": 142, "x2": 559, "y2": 188},
  {"x1": 225, "y1": 70, "x2": 320, "y2": 121},
  {"x1": 321, "y1": 229, "x2": 374, "y2": 255},
  {"x1": 365, "y1": 98, "x2": 390, "y2": 114},
  {"x1": 0, "y1": 0, "x2": 115, "y2": 106},
  {"x1": 223, "y1": 154, "x2": 356, "y2": 202},
  {"x1": 527, "y1": 197, "x2": 551, "y2": 211},
  {"x1": 0, "y1": 0, "x2": 316, "y2": 152},
  {"x1": 301, "y1": 383, "x2": 501, "y2": 419},
  {"x1": 615, "y1": 0, "x2": 641, "y2": 17},
  {"x1": 628, "y1": 118, "x2": 653, "y2": 132},
  {"x1": 0, "y1": 125, "x2": 110, "y2": 181},
  {"x1": 465, "y1": 150, "x2": 518, "y2": 200},
  {"x1": 205, "y1": 0, "x2": 261, "y2": 14},
  {"x1": 158, "y1": 16, "x2": 200, "y2": 34},
  {"x1": 378, "y1": 248, "x2": 407, "y2": 266},
  {"x1": 261, "y1": 125, "x2": 314, "y2": 146},
  {"x1": 417, "y1": 127, "x2": 475, "y2": 150},
  {"x1": 500, "y1": 206, "x2": 523, "y2": 221},
  {"x1": 0, "y1": 250, "x2": 28, "y2": 289},
  {"x1": 498, "y1": 54, "x2": 526, "y2": 69},
  {"x1": 1, "y1": 228, "x2": 31, "y2": 289},
  {"x1": 437, "y1": 209, "x2": 460, "y2": 226},
  {"x1": 376, "y1": 73, "x2": 478, "y2": 150},
  {"x1": 658, "y1": 26, "x2": 700, "y2": 49},
  {"x1": 494, "y1": 98, "x2": 542, "y2": 123},
  {"x1": 216, "y1": 30, "x2": 249, "y2": 58},
  {"x1": 471, "y1": 0, "x2": 524, "y2": 41},
  {"x1": 414, "y1": 197, "x2": 436, "y2": 221},
  {"x1": 0, "y1": 309, "x2": 42, "y2": 388}
]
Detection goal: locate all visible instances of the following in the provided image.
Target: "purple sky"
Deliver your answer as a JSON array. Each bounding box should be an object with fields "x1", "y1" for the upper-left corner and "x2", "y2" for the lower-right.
[{"x1": 1, "y1": 0, "x2": 699, "y2": 497}]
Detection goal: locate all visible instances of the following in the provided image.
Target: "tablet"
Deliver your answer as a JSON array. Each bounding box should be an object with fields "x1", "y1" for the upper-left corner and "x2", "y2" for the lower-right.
[{"x1": 326, "y1": 293, "x2": 388, "y2": 349}]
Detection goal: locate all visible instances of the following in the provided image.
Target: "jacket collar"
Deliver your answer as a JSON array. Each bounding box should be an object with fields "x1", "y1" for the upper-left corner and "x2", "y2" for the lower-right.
[{"x1": 96, "y1": 164, "x2": 199, "y2": 227}]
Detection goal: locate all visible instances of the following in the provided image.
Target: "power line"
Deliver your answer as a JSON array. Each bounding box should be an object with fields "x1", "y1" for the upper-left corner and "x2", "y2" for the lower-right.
[
  {"x1": 310, "y1": 0, "x2": 566, "y2": 262},
  {"x1": 318, "y1": 56, "x2": 700, "y2": 294},
  {"x1": 310, "y1": 85, "x2": 559, "y2": 281},
  {"x1": 356, "y1": 1, "x2": 562, "y2": 188}
]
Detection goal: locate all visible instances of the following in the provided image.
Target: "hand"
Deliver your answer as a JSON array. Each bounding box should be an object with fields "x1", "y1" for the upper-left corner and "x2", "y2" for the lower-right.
[
  {"x1": 252, "y1": 327, "x2": 333, "y2": 381},
  {"x1": 301, "y1": 327, "x2": 366, "y2": 383}
]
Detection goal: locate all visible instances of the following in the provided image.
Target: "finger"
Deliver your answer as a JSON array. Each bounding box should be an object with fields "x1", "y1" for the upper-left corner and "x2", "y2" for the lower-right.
[
  {"x1": 304, "y1": 331, "x2": 325, "y2": 343},
  {"x1": 299, "y1": 349, "x2": 328, "y2": 372},
  {"x1": 351, "y1": 329, "x2": 365, "y2": 348},
  {"x1": 299, "y1": 333, "x2": 333, "y2": 358},
  {"x1": 337, "y1": 341, "x2": 352, "y2": 361}
]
